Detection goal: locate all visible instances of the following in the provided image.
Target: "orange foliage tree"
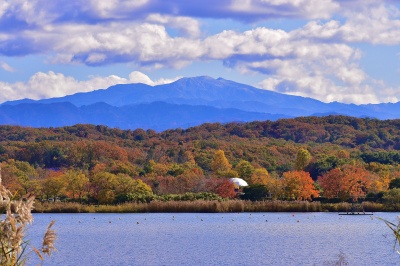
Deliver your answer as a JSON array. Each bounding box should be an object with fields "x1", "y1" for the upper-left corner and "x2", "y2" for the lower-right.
[
  {"x1": 342, "y1": 165, "x2": 371, "y2": 201},
  {"x1": 282, "y1": 170, "x2": 319, "y2": 201},
  {"x1": 318, "y1": 165, "x2": 371, "y2": 201}
]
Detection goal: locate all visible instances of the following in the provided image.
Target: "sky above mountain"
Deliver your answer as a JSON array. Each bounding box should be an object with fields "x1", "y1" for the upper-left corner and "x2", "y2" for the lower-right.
[{"x1": 0, "y1": 0, "x2": 400, "y2": 105}]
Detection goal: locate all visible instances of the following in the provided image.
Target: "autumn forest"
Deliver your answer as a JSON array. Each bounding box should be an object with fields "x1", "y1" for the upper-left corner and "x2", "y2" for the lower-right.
[{"x1": 2, "y1": 115, "x2": 400, "y2": 211}]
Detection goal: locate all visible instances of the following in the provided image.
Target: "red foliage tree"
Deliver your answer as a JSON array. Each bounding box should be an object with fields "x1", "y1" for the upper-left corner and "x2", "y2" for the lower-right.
[{"x1": 205, "y1": 178, "x2": 236, "y2": 199}]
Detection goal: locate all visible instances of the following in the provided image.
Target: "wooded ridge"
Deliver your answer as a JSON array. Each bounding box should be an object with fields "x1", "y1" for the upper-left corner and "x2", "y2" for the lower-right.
[{"x1": 1, "y1": 115, "x2": 400, "y2": 206}]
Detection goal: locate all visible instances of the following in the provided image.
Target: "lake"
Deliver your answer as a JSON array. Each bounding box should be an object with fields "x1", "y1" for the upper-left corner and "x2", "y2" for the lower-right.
[{"x1": 26, "y1": 212, "x2": 400, "y2": 266}]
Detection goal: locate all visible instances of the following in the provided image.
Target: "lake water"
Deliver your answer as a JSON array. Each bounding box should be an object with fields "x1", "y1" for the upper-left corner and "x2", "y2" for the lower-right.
[{"x1": 26, "y1": 212, "x2": 400, "y2": 266}]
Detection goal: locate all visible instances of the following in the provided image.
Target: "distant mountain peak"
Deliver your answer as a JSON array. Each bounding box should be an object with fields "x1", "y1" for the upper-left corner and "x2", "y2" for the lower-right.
[
  {"x1": 171, "y1": 76, "x2": 219, "y2": 87},
  {"x1": 180, "y1": 75, "x2": 214, "y2": 81},
  {"x1": 1, "y1": 76, "x2": 400, "y2": 131}
]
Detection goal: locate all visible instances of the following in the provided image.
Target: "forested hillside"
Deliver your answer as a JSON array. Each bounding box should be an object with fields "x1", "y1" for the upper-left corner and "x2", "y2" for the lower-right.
[{"x1": 2, "y1": 115, "x2": 400, "y2": 205}]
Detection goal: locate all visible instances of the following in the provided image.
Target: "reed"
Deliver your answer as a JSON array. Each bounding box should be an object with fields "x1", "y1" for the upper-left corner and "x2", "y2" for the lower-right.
[
  {"x1": 361, "y1": 202, "x2": 385, "y2": 212},
  {"x1": 243, "y1": 200, "x2": 323, "y2": 212},
  {"x1": 145, "y1": 200, "x2": 220, "y2": 213},
  {"x1": 0, "y1": 168, "x2": 56, "y2": 265},
  {"x1": 33, "y1": 200, "x2": 326, "y2": 213},
  {"x1": 31, "y1": 200, "x2": 392, "y2": 213},
  {"x1": 34, "y1": 202, "x2": 96, "y2": 213},
  {"x1": 377, "y1": 215, "x2": 400, "y2": 255},
  {"x1": 321, "y1": 202, "x2": 351, "y2": 212},
  {"x1": 320, "y1": 201, "x2": 385, "y2": 212}
]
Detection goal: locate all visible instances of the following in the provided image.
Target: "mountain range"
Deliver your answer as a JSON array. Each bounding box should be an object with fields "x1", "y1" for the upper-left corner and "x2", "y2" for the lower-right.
[{"x1": 1, "y1": 76, "x2": 400, "y2": 131}]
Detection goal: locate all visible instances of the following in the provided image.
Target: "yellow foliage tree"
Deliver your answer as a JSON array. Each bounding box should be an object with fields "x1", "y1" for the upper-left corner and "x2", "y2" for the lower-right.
[
  {"x1": 41, "y1": 171, "x2": 66, "y2": 201},
  {"x1": 294, "y1": 148, "x2": 312, "y2": 171},
  {"x1": 145, "y1": 160, "x2": 169, "y2": 177},
  {"x1": 63, "y1": 170, "x2": 89, "y2": 202},
  {"x1": 366, "y1": 162, "x2": 391, "y2": 192},
  {"x1": 211, "y1": 150, "x2": 232, "y2": 177},
  {"x1": 235, "y1": 160, "x2": 255, "y2": 182},
  {"x1": 250, "y1": 168, "x2": 270, "y2": 186}
]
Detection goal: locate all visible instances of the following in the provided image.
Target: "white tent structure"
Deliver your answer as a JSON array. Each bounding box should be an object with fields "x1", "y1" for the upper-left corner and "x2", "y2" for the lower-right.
[{"x1": 229, "y1": 178, "x2": 248, "y2": 187}]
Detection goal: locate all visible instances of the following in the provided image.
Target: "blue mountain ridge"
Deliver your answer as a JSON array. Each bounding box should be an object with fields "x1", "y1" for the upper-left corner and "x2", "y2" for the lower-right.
[
  {"x1": 0, "y1": 101, "x2": 289, "y2": 131},
  {"x1": 1, "y1": 76, "x2": 400, "y2": 130}
]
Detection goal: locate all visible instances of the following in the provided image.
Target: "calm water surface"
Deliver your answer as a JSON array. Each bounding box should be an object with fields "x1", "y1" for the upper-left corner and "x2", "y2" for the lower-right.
[{"x1": 26, "y1": 212, "x2": 400, "y2": 266}]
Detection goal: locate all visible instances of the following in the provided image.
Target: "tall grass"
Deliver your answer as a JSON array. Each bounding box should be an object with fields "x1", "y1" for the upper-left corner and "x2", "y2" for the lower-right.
[
  {"x1": 361, "y1": 202, "x2": 385, "y2": 212},
  {"x1": 34, "y1": 200, "x2": 328, "y2": 213},
  {"x1": 243, "y1": 200, "x2": 322, "y2": 212},
  {"x1": 322, "y1": 202, "x2": 385, "y2": 212},
  {"x1": 321, "y1": 202, "x2": 352, "y2": 212},
  {"x1": 33, "y1": 200, "x2": 389, "y2": 213},
  {"x1": 34, "y1": 202, "x2": 96, "y2": 213}
]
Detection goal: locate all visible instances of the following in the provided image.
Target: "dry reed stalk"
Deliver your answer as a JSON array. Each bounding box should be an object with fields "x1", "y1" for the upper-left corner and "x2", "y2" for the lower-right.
[
  {"x1": 42, "y1": 221, "x2": 56, "y2": 256},
  {"x1": 377, "y1": 216, "x2": 400, "y2": 254},
  {"x1": 0, "y1": 167, "x2": 56, "y2": 265}
]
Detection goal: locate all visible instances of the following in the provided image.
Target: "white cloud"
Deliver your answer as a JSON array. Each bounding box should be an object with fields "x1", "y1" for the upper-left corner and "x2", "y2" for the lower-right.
[
  {"x1": 0, "y1": 20, "x2": 391, "y2": 104},
  {"x1": 35, "y1": 22, "x2": 204, "y2": 68},
  {"x1": 128, "y1": 71, "x2": 181, "y2": 85},
  {"x1": 1, "y1": 0, "x2": 58, "y2": 27},
  {"x1": 0, "y1": 1, "x2": 9, "y2": 17},
  {"x1": 188, "y1": 3, "x2": 400, "y2": 104},
  {"x1": 0, "y1": 0, "x2": 345, "y2": 29},
  {"x1": 0, "y1": 71, "x2": 180, "y2": 103},
  {"x1": 86, "y1": 0, "x2": 149, "y2": 19},
  {"x1": 0, "y1": 0, "x2": 400, "y2": 105},
  {"x1": 85, "y1": 53, "x2": 107, "y2": 64},
  {"x1": 146, "y1": 14, "x2": 200, "y2": 37},
  {"x1": 203, "y1": 28, "x2": 290, "y2": 60},
  {"x1": 295, "y1": 3, "x2": 400, "y2": 45},
  {"x1": 128, "y1": 71, "x2": 154, "y2": 85},
  {"x1": 0, "y1": 62, "x2": 15, "y2": 72},
  {"x1": 259, "y1": 76, "x2": 381, "y2": 104},
  {"x1": 230, "y1": 0, "x2": 339, "y2": 19},
  {"x1": 204, "y1": 27, "x2": 375, "y2": 104}
]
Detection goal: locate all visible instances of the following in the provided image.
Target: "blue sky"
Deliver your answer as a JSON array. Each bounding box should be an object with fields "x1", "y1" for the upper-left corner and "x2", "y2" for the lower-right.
[{"x1": 0, "y1": 0, "x2": 400, "y2": 104}]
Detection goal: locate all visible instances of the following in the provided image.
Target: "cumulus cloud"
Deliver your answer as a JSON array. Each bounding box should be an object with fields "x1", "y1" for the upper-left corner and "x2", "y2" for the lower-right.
[
  {"x1": 0, "y1": 0, "x2": 400, "y2": 104},
  {"x1": 198, "y1": 25, "x2": 395, "y2": 104},
  {"x1": 128, "y1": 71, "x2": 181, "y2": 86},
  {"x1": 1, "y1": 1, "x2": 400, "y2": 59},
  {"x1": 295, "y1": 3, "x2": 400, "y2": 45},
  {"x1": 34, "y1": 22, "x2": 203, "y2": 68},
  {"x1": 0, "y1": 12, "x2": 396, "y2": 104},
  {"x1": 145, "y1": 14, "x2": 200, "y2": 37},
  {"x1": 0, "y1": 71, "x2": 180, "y2": 103},
  {"x1": 0, "y1": 0, "x2": 343, "y2": 30}
]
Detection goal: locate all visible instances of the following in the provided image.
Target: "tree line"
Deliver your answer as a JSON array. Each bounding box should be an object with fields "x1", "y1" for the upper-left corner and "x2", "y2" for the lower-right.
[{"x1": 2, "y1": 115, "x2": 400, "y2": 205}]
